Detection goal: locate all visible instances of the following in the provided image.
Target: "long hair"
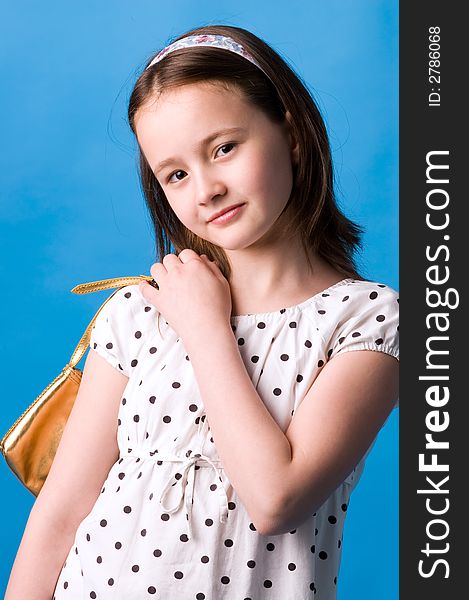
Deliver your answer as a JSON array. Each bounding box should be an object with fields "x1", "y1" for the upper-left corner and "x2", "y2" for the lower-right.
[{"x1": 128, "y1": 24, "x2": 364, "y2": 281}]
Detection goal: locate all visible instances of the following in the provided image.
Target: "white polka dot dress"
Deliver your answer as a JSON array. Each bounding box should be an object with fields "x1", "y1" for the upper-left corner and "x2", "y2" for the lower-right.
[{"x1": 53, "y1": 277, "x2": 399, "y2": 600}]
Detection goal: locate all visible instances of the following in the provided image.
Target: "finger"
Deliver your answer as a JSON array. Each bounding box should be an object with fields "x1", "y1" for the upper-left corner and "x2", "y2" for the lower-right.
[
  {"x1": 177, "y1": 248, "x2": 200, "y2": 263},
  {"x1": 138, "y1": 280, "x2": 158, "y2": 303},
  {"x1": 150, "y1": 262, "x2": 167, "y2": 281},
  {"x1": 162, "y1": 253, "x2": 180, "y2": 268}
]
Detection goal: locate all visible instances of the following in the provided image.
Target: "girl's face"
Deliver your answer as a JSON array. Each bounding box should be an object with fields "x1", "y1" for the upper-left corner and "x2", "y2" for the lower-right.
[{"x1": 134, "y1": 82, "x2": 296, "y2": 251}]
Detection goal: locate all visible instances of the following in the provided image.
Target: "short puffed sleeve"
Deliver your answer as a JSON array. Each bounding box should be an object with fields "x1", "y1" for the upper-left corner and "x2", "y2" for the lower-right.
[
  {"x1": 89, "y1": 285, "x2": 141, "y2": 377},
  {"x1": 327, "y1": 281, "x2": 399, "y2": 362}
]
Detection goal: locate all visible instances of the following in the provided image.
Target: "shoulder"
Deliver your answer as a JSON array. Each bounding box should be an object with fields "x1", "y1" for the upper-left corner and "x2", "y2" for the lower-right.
[
  {"x1": 98, "y1": 284, "x2": 155, "y2": 323},
  {"x1": 328, "y1": 278, "x2": 399, "y2": 318},
  {"x1": 313, "y1": 278, "x2": 399, "y2": 361},
  {"x1": 90, "y1": 284, "x2": 161, "y2": 376}
]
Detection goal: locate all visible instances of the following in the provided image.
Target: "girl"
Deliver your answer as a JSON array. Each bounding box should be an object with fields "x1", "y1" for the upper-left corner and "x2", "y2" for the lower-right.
[{"x1": 5, "y1": 24, "x2": 399, "y2": 600}]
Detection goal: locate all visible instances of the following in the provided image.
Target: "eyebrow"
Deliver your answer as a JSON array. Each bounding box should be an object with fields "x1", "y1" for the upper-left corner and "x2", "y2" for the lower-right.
[{"x1": 153, "y1": 127, "x2": 247, "y2": 175}]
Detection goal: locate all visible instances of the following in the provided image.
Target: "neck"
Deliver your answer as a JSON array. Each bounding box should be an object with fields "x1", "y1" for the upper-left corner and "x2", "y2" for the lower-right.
[{"x1": 225, "y1": 236, "x2": 344, "y2": 317}]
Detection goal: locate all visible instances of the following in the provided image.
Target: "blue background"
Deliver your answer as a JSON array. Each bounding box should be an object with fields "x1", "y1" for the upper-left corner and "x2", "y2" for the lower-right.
[{"x1": 0, "y1": 1, "x2": 398, "y2": 597}]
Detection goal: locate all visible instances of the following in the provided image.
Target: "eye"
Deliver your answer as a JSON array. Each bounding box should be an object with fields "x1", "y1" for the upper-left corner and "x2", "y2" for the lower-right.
[
  {"x1": 216, "y1": 142, "x2": 236, "y2": 157},
  {"x1": 167, "y1": 170, "x2": 187, "y2": 184}
]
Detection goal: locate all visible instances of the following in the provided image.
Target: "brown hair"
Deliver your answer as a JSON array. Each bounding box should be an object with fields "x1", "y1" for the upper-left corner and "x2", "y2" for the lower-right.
[{"x1": 128, "y1": 24, "x2": 364, "y2": 281}]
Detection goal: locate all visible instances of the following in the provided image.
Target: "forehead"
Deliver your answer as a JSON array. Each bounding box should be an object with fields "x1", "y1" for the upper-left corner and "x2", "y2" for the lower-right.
[{"x1": 135, "y1": 82, "x2": 253, "y2": 131}]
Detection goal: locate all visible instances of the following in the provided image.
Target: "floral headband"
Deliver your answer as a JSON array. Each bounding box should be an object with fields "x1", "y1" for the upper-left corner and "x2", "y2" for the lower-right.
[{"x1": 145, "y1": 33, "x2": 270, "y2": 80}]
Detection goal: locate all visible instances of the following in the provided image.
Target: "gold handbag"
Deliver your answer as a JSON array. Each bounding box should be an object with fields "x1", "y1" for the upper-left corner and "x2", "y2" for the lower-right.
[{"x1": 0, "y1": 274, "x2": 155, "y2": 497}]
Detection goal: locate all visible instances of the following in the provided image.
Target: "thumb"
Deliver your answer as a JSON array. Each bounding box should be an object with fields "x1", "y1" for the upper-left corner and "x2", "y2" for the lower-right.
[{"x1": 138, "y1": 281, "x2": 154, "y2": 302}]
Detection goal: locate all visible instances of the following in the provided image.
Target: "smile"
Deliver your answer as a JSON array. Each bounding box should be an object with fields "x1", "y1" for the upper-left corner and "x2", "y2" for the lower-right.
[{"x1": 208, "y1": 204, "x2": 245, "y2": 225}]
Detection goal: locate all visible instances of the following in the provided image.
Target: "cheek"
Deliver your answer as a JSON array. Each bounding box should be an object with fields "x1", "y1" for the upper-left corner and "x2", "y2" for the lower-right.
[{"x1": 241, "y1": 144, "x2": 293, "y2": 203}]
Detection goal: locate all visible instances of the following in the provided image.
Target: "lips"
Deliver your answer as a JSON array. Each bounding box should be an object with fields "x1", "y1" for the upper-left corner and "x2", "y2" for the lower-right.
[{"x1": 207, "y1": 203, "x2": 245, "y2": 223}]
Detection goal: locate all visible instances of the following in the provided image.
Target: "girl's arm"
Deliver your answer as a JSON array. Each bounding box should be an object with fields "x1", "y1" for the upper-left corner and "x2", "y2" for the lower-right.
[
  {"x1": 5, "y1": 350, "x2": 127, "y2": 600},
  {"x1": 184, "y1": 324, "x2": 399, "y2": 536}
]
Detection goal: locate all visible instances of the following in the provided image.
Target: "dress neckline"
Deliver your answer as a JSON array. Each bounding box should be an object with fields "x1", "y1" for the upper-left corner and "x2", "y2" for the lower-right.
[{"x1": 230, "y1": 278, "x2": 355, "y2": 321}]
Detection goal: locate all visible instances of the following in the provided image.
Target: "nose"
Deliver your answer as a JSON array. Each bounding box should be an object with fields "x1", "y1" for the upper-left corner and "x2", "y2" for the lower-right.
[{"x1": 193, "y1": 168, "x2": 227, "y2": 206}]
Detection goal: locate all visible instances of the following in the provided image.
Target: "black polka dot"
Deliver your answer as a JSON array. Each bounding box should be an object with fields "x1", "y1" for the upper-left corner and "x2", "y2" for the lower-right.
[
  {"x1": 317, "y1": 360, "x2": 324, "y2": 367},
  {"x1": 342, "y1": 295, "x2": 349, "y2": 302},
  {"x1": 375, "y1": 338, "x2": 383, "y2": 345},
  {"x1": 172, "y1": 381, "x2": 181, "y2": 388},
  {"x1": 100, "y1": 519, "x2": 107, "y2": 527},
  {"x1": 180, "y1": 534, "x2": 189, "y2": 542},
  {"x1": 249, "y1": 522, "x2": 257, "y2": 531},
  {"x1": 189, "y1": 404, "x2": 198, "y2": 412},
  {"x1": 201, "y1": 555, "x2": 209, "y2": 563},
  {"x1": 132, "y1": 564, "x2": 139, "y2": 572},
  {"x1": 318, "y1": 309, "x2": 326, "y2": 315},
  {"x1": 266, "y1": 543, "x2": 275, "y2": 551},
  {"x1": 310, "y1": 545, "x2": 315, "y2": 553},
  {"x1": 64, "y1": 582, "x2": 68, "y2": 589},
  {"x1": 351, "y1": 331, "x2": 361, "y2": 338},
  {"x1": 90, "y1": 593, "x2": 97, "y2": 599},
  {"x1": 163, "y1": 415, "x2": 171, "y2": 423},
  {"x1": 174, "y1": 571, "x2": 183, "y2": 579},
  {"x1": 263, "y1": 580, "x2": 273, "y2": 588},
  {"x1": 247, "y1": 560, "x2": 256, "y2": 568},
  {"x1": 196, "y1": 594, "x2": 205, "y2": 600},
  {"x1": 228, "y1": 502, "x2": 236, "y2": 510},
  {"x1": 289, "y1": 321, "x2": 297, "y2": 328},
  {"x1": 115, "y1": 542, "x2": 122, "y2": 549},
  {"x1": 131, "y1": 359, "x2": 138, "y2": 367},
  {"x1": 135, "y1": 331, "x2": 142, "y2": 338},
  {"x1": 341, "y1": 503, "x2": 348, "y2": 511},
  {"x1": 144, "y1": 306, "x2": 152, "y2": 312},
  {"x1": 376, "y1": 314, "x2": 386, "y2": 322},
  {"x1": 273, "y1": 388, "x2": 282, "y2": 396},
  {"x1": 305, "y1": 340, "x2": 312, "y2": 348},
  {"x1": 133, "y1": 414, "x2": 140, "y2": 422},
  {"x1": 328, "y1": 515, "x2": 337, "y2": 524},
  {"x1": 97, "y1": 556, "x2": 102, "y2": 564},
  {"x1": 319, "y1": 551, "x2": 328, "y2": 559},
  {"x1": 221, "y1": 576, "x2": 230, "y2": 584},
  {"x1": 123, "y1": 506, "x2": 132, "y2": 514},
  {"x1": 257, "y1": 322, "x2": 266, "y2": 329},
  {"x1": 369, "y1": 291, "x2": 378, "y2": 300},
  {"x1": 205, "y1": 518, "x2": 213, "y2": 526},
  {"x1": 251, "y1": 355, "x2": 259, "y2": 363},
  {"x1": 224, "y1": 539, "x2": 233, "y2": 547},
  {"x1": 149, "y1": 347, "x2": 157, "y2": 353},
  {"x1": 106, "y1": 342, "x2": 113, "y2": 349},
  {"x1": 108, "y1": 578, "x2": 114, "y2": 586},
  {"x1": 124, "y1": 292, "x2": 131, "y2": 298},
  {"x1": 161, "y1": 513, "x2": 170, "y2": 521},
  {"x1": 141, "y1": 529, "x2": 147, "y2": 536},
  {"x1": 280, "y1": 353, "x2": 289, "y2": 361},
  {"x1": 153, "y1": 549, "x2": 162, "y2": 557},
  {"x1": 148, "y1": 587, "x2": 156, "y2": 594}
]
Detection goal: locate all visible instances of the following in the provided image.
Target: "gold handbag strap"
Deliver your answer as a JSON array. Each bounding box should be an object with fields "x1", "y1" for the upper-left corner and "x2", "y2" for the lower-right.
[{"x1": 67, "y1": 275, "x2": 154, "y2": 370}]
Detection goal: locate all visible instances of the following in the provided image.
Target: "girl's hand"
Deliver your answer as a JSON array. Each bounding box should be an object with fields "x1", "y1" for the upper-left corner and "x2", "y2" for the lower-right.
[{"x1": 138, "y1": 249, "x2": 232, "y2": 344}]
